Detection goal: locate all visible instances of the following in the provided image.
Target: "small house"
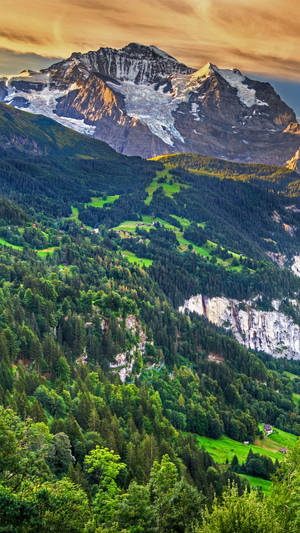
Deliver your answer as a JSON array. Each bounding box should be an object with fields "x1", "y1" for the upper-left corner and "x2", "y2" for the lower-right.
[{"x1": 263, "y1": 423, "x2": 273, "y2": 436}]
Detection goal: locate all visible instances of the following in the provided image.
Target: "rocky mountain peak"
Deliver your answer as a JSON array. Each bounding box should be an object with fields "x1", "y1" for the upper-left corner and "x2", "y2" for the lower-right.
[
  {"x1": 47, "y1": 43, "x2": 193, "y2": 86},
  {"x1": 189, "y1": 62, "x2": 217, "y2": 82},
  {"x1": 121, "y1": 42, "x2": 177, "y2": 61},
  {"x1": 1, "y1": 42, "x2": 300, "y2": 163}
]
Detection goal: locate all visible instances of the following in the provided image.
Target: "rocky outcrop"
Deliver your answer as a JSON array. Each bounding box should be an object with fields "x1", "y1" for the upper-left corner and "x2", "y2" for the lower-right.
[
  {"x1": 286, "y1": 148, "x2": 300, "y2": 173},
  {"x1": 292, "y1": 255, "x2": 300, "y2": 277},
  {"x1": 265, "y1": 251, "x2": 287, "y2": 267},
  {"x1": 179, "y1": 294, "x2": 300, "y2": 359},
  {"x1": 1, "y1": 43, "x2": 300, "y2": 163},
  {"x1": 109, "y1": 314, "x2": 148, "y2": 382}
]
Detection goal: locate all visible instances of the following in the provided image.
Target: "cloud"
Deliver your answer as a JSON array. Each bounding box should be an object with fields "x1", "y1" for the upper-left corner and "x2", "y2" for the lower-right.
[
  {"x1": 155, "y1": 0, "x2": 196, "y2": 16},
  {"x1": 64, "y1": 0, "x2": 127, "y2": 14},
  {"x1": 0, "y1": 48, "x2": 61, "y2": 75},
  {"x1": 208, "y1": 0, "x2": 300, "y2": 41},
  {"x1": 1, "y1": 0, "x2": 300, "y2": 81},
  {"x1": 228, "y1": 48, "x2": 300, "y2": 77},
  {"x1": 103, "y1": 17, "x2": 188, "y2": 38},
  {"x1": 66, "y1": 0, "x2": 195, "y2": 16},
  {"x1": 0, "y1": 30, "x2": 51, "y2": 46}
]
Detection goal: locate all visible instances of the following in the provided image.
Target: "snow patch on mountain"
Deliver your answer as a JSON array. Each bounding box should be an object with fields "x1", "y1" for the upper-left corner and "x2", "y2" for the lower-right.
[
  {"x1": 108, "y1": 78, "x2": 186, "y2": 145},
  {"x1": 103, "y1": 61, "x2": 271, "y2": 145},
  {"x1": 3, "y1": 83, "x2": 96, "y2": 136},
  {"x1": 53, "y1": 116, "x2": 96, "y2": 135},
  {"x1": 107, "y1": 69, "x2": 213, "y2": 145},
  {"x1": 216, "y1": 68, "x2": 269, "y2": 108}
]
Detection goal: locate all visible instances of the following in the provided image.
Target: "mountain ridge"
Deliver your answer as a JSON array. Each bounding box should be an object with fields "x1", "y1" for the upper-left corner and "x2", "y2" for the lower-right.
[{"x1": 1, "y1": 42, "x2": 300, "y2": 164}]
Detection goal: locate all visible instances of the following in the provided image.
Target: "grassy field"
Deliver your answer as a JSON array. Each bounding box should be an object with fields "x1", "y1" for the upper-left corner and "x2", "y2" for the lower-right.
[
  {"x1": 171, "y1": 215, "x2": 191, "y2": 228},
  {"x1": 0, "y1": 236, "x2": 58, "y2": 257},
  {"x1": 62, "y1": 205, "x2": 79, "y2": 223},
  {"x1": 196, "y1": 427, "x2": 298, "y2": 464},
  {"x1": 121, "y1": 250, "x2": 153, "y2": 267},
  {"x1": 258, "y1": 425, "x2": 298, "y2": 450},
  {"x1": 87, "y1": 195, "x2": 119, "y2": 208},
  {"x1": 145, "y1": 169, "x2": 187, "y2": 205},
  {"x1": 292, "y1": 393, "x2": 300, "y2": 406},
  {"x1": 36, "y1": 247, "x2": 57, "y2": 257},
  {"x1": 284, "y1": 371, "x2": 300, "y2": 381},
  {"x1": 70, "y1": 206, "x2": 79, "y2": 219},
  {"x1": 113, "y1": 215, "x2": 246, "y2": 272},
  {"x1": 240, "y1": 474, "x2": 272, "y2": 494},
  {"x1": 0, "y1": 237, "x2": 23, "y2": 250},
  {"x1": 196, "y1": 435, "x2": 279, "y2": 463},
  {"x1": 114, "y1": 220, "x2": 144, "y2": 232}
]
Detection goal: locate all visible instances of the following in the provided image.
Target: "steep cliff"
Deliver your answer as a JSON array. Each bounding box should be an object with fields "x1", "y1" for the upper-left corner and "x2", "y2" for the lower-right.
[{"x1": 179, "y1": 294, "x2": 300, "y2": 359}]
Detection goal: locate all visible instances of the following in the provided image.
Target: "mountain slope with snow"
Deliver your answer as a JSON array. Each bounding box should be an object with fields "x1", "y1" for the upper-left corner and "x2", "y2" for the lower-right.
[{"x1": 1, "y1": 43, "x2": 300, "y2": 162}]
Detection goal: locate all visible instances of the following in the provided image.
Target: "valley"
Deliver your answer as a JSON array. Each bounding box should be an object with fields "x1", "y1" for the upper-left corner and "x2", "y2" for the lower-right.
[{"x1": 0, "y1": 85, "x2": 299, "y2": 532}]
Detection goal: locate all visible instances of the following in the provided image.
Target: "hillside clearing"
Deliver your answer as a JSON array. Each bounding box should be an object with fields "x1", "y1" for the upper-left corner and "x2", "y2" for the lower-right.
[
  {"x1": 121, "y1": 250, "x2": 153, "y2": 267},
  {"x1": 196, "y1": 426, "x2": 298, "y2": 464},
  {"x1": 145, "y1": 168, "x2": 187, "y2": 205},
  {"x1": 239, "y1": 474, "x2": 272, "y2": 494},
  {"x1": 86, "y1": 195, "x2": 119, "y2": 208}
]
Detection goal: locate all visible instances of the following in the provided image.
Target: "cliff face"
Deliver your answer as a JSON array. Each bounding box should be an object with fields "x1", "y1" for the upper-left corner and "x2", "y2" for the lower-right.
[
  {"x1": 109, "y1": 314, "x2": 149, "y2": 383},
  {"x1": 286, "y1": 148, "x2": 300, "y2": 172},
  {"x1": 179, "y1": 294, "x2": 300, "y2": 359},
  {"x1": 1, "y1": 43, "x2": 300, "y2": 163}
]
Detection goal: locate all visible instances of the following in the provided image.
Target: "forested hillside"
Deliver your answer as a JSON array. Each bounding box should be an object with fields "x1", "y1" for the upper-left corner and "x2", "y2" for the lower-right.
[
  {"x1": 0, "y1": 104, "x2": 299, "y2": 531},
  {"x1": 153, "y1": 153, "x2": 300, "y2": 196}
]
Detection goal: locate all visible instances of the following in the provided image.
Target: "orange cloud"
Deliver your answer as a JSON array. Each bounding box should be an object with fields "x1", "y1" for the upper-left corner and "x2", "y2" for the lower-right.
[{"x1": 1, "y1": 0, "x2": 300, "y2": 80}]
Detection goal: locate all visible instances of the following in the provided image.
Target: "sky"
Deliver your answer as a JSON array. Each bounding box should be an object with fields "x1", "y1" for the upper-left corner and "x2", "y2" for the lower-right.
[{"x1": 1, "y1": 0, "x2": 300, "y2": 114}]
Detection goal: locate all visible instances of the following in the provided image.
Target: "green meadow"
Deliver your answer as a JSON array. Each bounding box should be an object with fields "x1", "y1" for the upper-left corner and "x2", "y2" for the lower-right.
[
  {"x1": 0, "y1": 237, "x2": 57, "y2": 256},
  {"x1": 196, "y1": 427, "x2": 298, "y2": 464},
  {"x1": 240, "y1": 474, "x2": 272, "y2": 494},
  {"x1": 145, "y1": 169, "x2": 188, "y2": 205},
  {"x1": 196, "y1": 434, "x2": 279, "y2": 463},
  {"x1": 114, "y1": 215, "x2": 245, "y2": 272},
  {"x1": 87, "y1": 195, "x2": 119, "y2": 208},
  {"x1": 196, "y1": 427, "x2": 298, "y2": 493},
  {"x1": 284, "y1": 371, "x2": 300, "y2": 381},
  {"x1": 0, "y1": 237, "x2": 23, "y2": 250},
  {"x1": 121, "y1": 250, "x2": 153, "y2": 267}
]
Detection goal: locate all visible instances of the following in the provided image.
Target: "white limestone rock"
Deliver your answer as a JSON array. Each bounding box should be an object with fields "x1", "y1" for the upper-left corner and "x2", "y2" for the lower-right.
[
  {"x1": 179, "y1": 294, "x2": 300, "y2": 359},
  {"x1": 109, "y1": 314, "x2": 148, "y2": 382},
  {"x1": 292, "y1": 255, "x2": 300, "y2": 277}
]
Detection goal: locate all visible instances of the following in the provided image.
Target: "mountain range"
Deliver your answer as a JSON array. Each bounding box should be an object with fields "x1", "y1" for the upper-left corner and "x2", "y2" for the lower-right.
[{"x1": 1, "y1": 42, "x2": 300, "y2": 166}]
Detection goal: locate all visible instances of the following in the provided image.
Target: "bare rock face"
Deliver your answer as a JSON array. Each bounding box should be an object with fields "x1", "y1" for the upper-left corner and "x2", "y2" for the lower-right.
[
  {"x1": 286, "y1": 148, "x2": 300, "y2": 173},
  {"x1": 179, "y1": 294, "x2": 300, "y2": 359},
  {"x1": 1, "y1": 43, "x2": 300, "y2": 163},
  {"x1": 291, "y1": 255, "x2": 300, "y2": 277},
  {"x1": 109, "y1": 315, "x2": 148, "y2": 383}
]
